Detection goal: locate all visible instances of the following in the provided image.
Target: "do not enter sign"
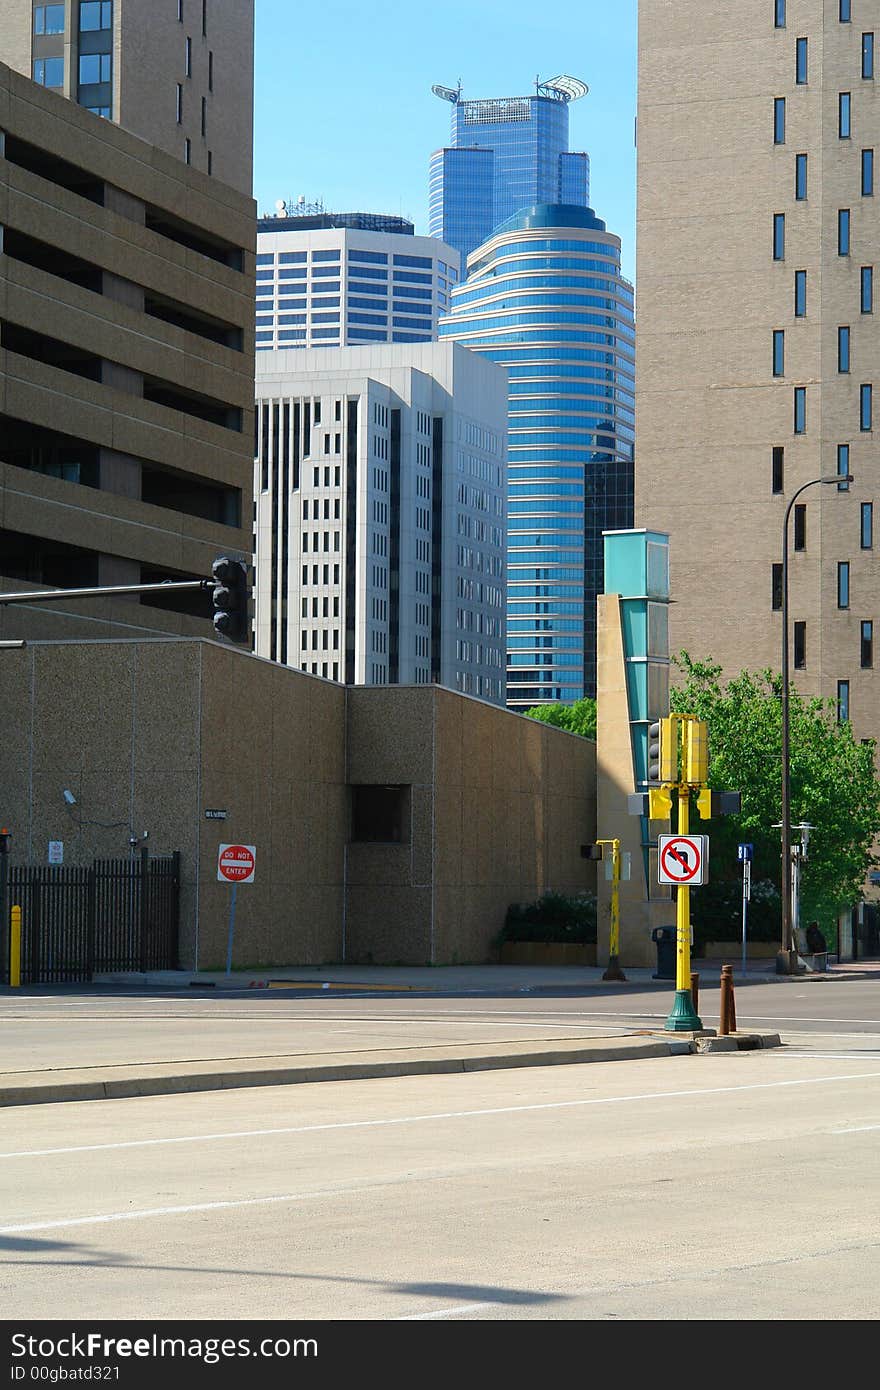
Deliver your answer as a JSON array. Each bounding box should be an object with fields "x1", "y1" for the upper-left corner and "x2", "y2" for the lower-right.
[
  {"x1": 217, "y1": 843, "x2": 256, "y2": 884},
  {"x1": 657, "y1": 834, "x2": 708, "y2": 886}
]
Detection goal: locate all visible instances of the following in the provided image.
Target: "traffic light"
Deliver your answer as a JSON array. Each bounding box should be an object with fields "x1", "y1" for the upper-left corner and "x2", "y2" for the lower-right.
[
  {"x1": 683, "y1": 718, "x2": 709, "y2": 784},
  {"x1": 647, "y1": 717, "x2": 676, "y2": 783},
  {"x1": 580, "y1": 843, "x2": 604, "y2": 860},
  {"x1": 211, "y1": 556, "x2": 250, "y2": 644}
]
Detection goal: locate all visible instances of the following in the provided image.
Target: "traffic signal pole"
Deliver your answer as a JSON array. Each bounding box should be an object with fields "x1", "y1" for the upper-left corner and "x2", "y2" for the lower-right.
[{"x1": 665, "y1": 781, "x2": 702, "y2": 1032}]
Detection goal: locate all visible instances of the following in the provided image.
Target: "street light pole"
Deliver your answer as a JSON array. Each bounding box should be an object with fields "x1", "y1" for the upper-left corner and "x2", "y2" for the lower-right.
[{"x1": 779, "y1": 473, "x2": 852, "y2": 974}]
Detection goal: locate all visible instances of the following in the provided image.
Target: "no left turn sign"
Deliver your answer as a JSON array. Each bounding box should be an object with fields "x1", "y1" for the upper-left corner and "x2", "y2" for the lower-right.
[
  {"x1": 658, "y1": 834, "x2": 708, "y2": 886},
  {"x1": 217, "y1": 843, "x2": 256, "y2": 884}
]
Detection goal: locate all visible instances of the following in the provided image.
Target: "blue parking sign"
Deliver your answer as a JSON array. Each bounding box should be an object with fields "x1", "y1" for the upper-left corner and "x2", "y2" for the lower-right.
[{"x1": 737, "y1": 843, "x2": 753, "y2": 862}]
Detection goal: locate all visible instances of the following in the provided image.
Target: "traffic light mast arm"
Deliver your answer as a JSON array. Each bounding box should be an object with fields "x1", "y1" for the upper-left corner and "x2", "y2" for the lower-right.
[{"x1": 0, "y1": 580, "x2": 210, "y2": 605}]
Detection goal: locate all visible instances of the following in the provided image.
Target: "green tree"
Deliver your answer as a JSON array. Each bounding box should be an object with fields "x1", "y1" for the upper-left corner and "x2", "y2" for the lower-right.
[
  {"x1": 670, "y1": 653, "x2": 880, "y2": 941},
  {"x1": 523, "y1": 696, "x2": 597, "y2": 740}
]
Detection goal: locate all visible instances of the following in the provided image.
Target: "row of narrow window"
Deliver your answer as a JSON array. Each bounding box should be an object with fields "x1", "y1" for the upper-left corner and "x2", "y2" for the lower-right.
[{"x1": 775, "y1": 1, "x2": 858, "y2": 30}]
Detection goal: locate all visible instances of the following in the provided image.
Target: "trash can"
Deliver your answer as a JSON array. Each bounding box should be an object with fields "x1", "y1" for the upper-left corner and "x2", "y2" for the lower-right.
[{"x1": 651, "y1": 926, "x2": 676, "y2": 980}]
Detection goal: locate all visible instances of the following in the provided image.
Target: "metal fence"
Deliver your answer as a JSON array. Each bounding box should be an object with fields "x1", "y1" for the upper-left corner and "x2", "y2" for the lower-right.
[{"x1": 3, "y1": 852, "x2": 180, "y2": 985}]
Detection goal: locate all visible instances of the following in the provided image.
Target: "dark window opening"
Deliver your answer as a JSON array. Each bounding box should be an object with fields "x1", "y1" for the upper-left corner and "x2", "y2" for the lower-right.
[
  {"x1": 1, "y1": 227, "x2": 103, "y2": 293},
  {"x1": 350, "y1": 785, "x2": 409, "y2": 843},
  {"x1": 144, "y1": 293, "x2": 242, "y2": 350},
  {"x1": 2, "y1": 134, "x2": 105, "y2": 206},
  {"x1": 793, "y1": 620, "x2": 806, "y2": 668},
  {"x1": 0, "y1": 413, "x2": 99, "y2": 487},
  {"x1": 772, "y1": 446, "x2": 784, "y2": 493},
  {"x1": 793, "y1": 503, "x2": 806, "y2": 550},
  {"x1": 144, "y1": 206, "x2": 244, "y2": 271},
  {"x1": 861, "y1": 620, "x2": 873, "y2": 668},
  {"x1": 141, "y1": 465, "x2": 240, "y2": 526},
  {"x1": 139, "y1": 562, "x2": 212, "y2": 619},
  {"x1": 0, "y1": 526, "x2": 99, "y2": 588},
  {"x1": 772, "y1": 564, "x2": 784, "y2": 611},
  {"x1": 0, "y1": 319, "x2": 102, "y2": 382},
  {"x1": 142, "y1": 377, "x2": 242, "y2": 431}
]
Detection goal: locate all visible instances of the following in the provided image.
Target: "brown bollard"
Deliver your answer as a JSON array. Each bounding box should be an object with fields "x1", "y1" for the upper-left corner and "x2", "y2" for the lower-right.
[
  {"x1": 690, "y1": 971, "x2": 699, "y2": 1017},
  {"x1": 728, "y1": 966, "x2": 737, "y2": 1033},
  {"x1": 719, "y1": 964, "x2": 734, "y2": 1036}
]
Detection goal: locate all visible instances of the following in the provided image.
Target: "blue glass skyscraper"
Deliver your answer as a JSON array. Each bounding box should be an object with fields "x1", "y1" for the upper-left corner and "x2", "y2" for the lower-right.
[
  {"x1": 429, "y1": 77, "x2": 591, "y2": 268},
  {"x1": 439, "y1": 204, "x2": 635, "y2": 705}
]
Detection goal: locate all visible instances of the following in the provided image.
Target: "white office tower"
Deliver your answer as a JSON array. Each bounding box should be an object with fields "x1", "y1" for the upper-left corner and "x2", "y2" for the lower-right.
[
  {"x1": 255, "y1": 211, "x2": 460, "y2": 352},
  {"x1": 255, "y1": 342, "x2": 508, "y2": 704}
]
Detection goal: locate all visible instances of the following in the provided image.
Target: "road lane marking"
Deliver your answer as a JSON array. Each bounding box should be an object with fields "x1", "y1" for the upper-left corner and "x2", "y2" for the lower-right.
[
  {"x1": 831, "y1": 1123, "x2": 880, "y2": 1133},
  {"x1": 2, "y1": 1068, "x2": 880, "y2": 1166}
]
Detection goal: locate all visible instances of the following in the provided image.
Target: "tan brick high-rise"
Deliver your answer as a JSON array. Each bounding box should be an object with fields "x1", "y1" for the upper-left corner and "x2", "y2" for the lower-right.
[
  {"x1": 0, "y1": 0, "x2": 253, "y2": 194},
  {"x1": 636, "y1": 0, "x2": 878, "y2": 741}
]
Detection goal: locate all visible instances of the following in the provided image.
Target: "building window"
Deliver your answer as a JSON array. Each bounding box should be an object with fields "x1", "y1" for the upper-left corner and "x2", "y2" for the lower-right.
[
  {"x1": 773, "y1": 329, "x2": 785, "y2": 376},
  {"x1": 351, "y1": 785, "x2": 408, "y2": 843},
  {"x1": 178, "y1": 0, "x2": 183, "y2": 20},
  {"x1": 840, "y1": 92, "x2": 852, "y2": 138},
  {"x1": 794, "y1": 386, "x2": 806, "y2": 433},
  {"x1": 33, "y1": 57, "x2": 64, "y2": 87},
  {"x1": 838, "y1": 443, "x2": 851, "y2": 490},
  {"x1": 176, "y1": 83, "x2": 183, "y2": 123},
  {"x1": 78, "y1": 52, "x2": 111, "y2": 84},
  {"x1": 185, "y1": 36, "x2": 192, "y2": 77},
  {"x1": 861, "y1": 382, "x2": 873, "y2": 430},
  {"x1": 35, "y1": 5, "x2": 65, "y2": 34},
  {"x1": 794, "y1": 269, "x2": 806, "y2": 316},
  {"x1": 796, "y1": 37, "x2": 808, "y2": 84},
  {"x1": 772, "y1": 563, "x2": 783, "y2": 611},
  {"x1": 839, "y1": 208, "x2": 851, "y2": 254},
  {"x1": 773, "y1": 212, "x2": 785, "y2": 260},
  {"x1": 202, "y1": 0, "x2": 207, "y2": 37},
  {"x1": 184, "y1": 137, "x2": 191, "y2": 165},
  {"x1": 793, "y1": 621, "x2": 806, "y2": 669},
  {"x1": 863, "y1": 33, "x2": 875, "y2": 79},
  {"x1": 861, "y1": 620, "x2": 873, "y2": 668},
  {"x1": 861, "y1": 265, "x2": 873, "y2": 312},
  {"x1": 838, "y1": 680, "x2": 850, "y2": 723},
  {"x1": 772, "y1": 445, "x2": 785, "y2": 494},
  {"x1": 208, "y1": 50, "x2": 213, "y2": 91},
  {"x1": 838, "y1": 560, "x2": 850, "y2": 608},
  {"x1": 795, "y1": 153, "x2": 808, "y2": 199},
  {"x1": 862, "y1": 147, "x2": 874, "y2": 195},
  {"x1": 201, "y1": 96, "x2": 207, "y2": 137},
  {"x1": 774, "y1": 97, "x2": 786, "y2": 144},
  {"x1": 775, "y1": 0, "x2": 785, "y2": 26},
  {"x1": 207, "y1": 150, "x2": 212, "y2": 175},
  {"x1": 861, "y1": 501, "x2": 873, "y2": 548},
  {"x1": 839, "y1": 325, "x2": 851, "y2": 373},
  {"x1": 841, "y1": 0, "x2": 851, "y2": 19},
  {"x1": 78, "y1": 2, "x2": 112, "y2": 30},
  {"x1": 793, "y1": 503, "x2": 806, "y2": 550}
]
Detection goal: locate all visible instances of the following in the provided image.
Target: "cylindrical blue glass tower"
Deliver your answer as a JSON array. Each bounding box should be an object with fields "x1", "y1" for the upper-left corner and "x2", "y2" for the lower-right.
[{"x1": 439, "y1": 203, "x2": 635, "y2": 705}]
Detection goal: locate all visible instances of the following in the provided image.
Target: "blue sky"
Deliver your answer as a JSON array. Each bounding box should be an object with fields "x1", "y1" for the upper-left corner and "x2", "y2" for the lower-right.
[{"x1": 253, "y1": 0, "x2": 638, "y2": 284}]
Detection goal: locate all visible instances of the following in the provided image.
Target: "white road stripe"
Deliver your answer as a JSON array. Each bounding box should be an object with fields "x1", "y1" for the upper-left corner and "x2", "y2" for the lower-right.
[
  {"x1": 1, "y1": 1069, "x2": 880, "y2": 1168},
  {"x1": 831, "y1": 1124, "x2": 880, "y2": 1133}
]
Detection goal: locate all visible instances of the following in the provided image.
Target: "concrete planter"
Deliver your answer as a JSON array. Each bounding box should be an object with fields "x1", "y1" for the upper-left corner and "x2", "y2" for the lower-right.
[
  {"x1": 499, "y1": 942, "x2": 597, "y2": 966},
  {"x1": 701, "y1": 941, "x2": 778, "y2": 959}
]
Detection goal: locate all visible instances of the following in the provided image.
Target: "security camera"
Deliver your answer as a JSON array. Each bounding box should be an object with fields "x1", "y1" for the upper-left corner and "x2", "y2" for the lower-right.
[{"x1": 62, "y1": 789, "x2": 76, "y2": 806}]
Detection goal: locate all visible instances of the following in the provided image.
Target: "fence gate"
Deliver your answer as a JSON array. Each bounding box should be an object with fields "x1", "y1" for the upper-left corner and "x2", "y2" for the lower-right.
[{"x1": 2, "y1": 852, "x2": 180, "y2": 985}]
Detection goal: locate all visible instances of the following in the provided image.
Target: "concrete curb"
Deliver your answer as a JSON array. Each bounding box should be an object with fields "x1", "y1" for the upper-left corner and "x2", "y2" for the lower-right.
[
  {"x1": 694, "y1": 1033, "x2": 782, "y2": 1053},
  {"x1": 0, "y1": 1039, "x2": 695, "y2": 1109}
]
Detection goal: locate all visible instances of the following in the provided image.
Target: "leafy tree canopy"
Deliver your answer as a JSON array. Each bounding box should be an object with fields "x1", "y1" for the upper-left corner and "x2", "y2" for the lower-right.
[
  {"x1": 670, "y1": 653, "x2": 880, "y2": 932},
  {"x1": 522, "y1": 696, "x2": 597, "y2": 740}
]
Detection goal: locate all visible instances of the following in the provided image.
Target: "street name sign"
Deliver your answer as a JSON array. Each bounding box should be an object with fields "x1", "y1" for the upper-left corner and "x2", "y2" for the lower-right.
[{"x1": 658, "y1": 834, "x2": 708, "y2": 886}]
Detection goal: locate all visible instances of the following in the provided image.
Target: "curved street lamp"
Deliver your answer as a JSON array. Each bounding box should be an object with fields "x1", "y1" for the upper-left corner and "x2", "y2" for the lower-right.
[{"x1": 778, "y1": 472, "x2": 854, "y2": 973}]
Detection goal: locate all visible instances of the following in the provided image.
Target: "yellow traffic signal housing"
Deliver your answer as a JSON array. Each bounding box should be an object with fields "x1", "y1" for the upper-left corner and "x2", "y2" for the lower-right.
[
  {"x1": 648, "y1": 786, "x2": 674, "y2": 820},
  {"x1": 684, "y1": 718, "x2": 709, "y2": 785},
  {"x1": 647, "y1": 716, "x2": 677, "y2": 783},
  {"x1": 696, "y1": 787, "x2": 713, "y2": 820}
]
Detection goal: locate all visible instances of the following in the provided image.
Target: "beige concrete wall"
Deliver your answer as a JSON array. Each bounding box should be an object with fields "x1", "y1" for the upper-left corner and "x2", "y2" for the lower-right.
[
  {"x1": 636, "y1": 1, "x2": 878, "y2": 743},
  {"x1": 346, "y1": 685, "x2": 596, "y2": 965},
  {"x1": 1, "y1": 640, "x2": 598, "y2": 969}
]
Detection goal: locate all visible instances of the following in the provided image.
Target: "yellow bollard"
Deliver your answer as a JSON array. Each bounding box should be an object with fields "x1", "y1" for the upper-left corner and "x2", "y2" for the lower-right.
[{"x1": 9, "y1": 904, "x2": 21, "y2": 988}]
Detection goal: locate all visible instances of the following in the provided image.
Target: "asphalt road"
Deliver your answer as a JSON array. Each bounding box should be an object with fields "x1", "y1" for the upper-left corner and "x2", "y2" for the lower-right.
[
  {"x1": 1, "y1": 1045, "x2": 878, "y2": 1321},
  {"x1": 0, "y1": 976, "x2": 877, "y2": 1075}
]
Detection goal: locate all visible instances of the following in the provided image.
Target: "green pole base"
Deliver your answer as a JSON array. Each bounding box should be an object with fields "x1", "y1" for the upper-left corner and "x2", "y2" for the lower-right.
[{"x1": 664, "y1": 988, "x2": 703, "y2": 1032}]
